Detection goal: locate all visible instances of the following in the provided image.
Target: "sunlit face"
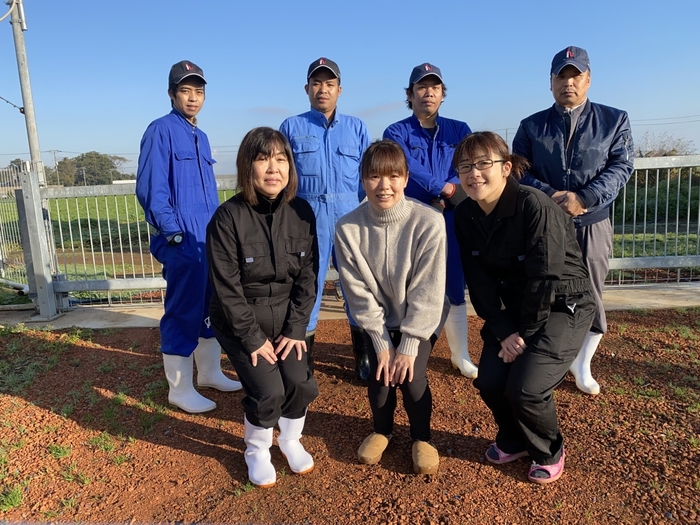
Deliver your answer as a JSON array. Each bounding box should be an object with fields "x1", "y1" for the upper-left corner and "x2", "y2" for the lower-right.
[
  {"x1": 169, "y1": 78, "x2": 205, "y2": 122},
  {"x1": 362, "y1": 171, "x2": 408, "y2": 211},
  {"x1": 305, "y1": 69, "x2": 342, "y2": 119},
  {"x1": 252, "y1": 147, "x2": 290, "y2": 200},
  {"x1": 550, "y1": 65, "x2": 590, "y2": 108},
  {"x1": 408, "y1": 76, "x2": 444, "y2": 119},
  {"x1": 457, "y1": 149, "x2": 511, "y2": 214}
]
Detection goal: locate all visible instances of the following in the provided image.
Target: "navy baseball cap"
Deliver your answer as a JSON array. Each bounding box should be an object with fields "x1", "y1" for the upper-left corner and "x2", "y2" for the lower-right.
[
  {"x1": 307, "y1": 57, "x2": 341, "y2": 81},
  {"x1": 550, "y1": 46, "x2": 590, "y2": 75},
  {"x1": 169, "y1": 60, "x2": 206, "y2": 86},
  {"x1": 409, "y1": 63, "x2": 443, "y2": 84}
]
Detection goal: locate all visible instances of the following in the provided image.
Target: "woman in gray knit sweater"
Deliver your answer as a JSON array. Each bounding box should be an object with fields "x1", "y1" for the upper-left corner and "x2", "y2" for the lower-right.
[{"x1": 335, "y1": 140, "x2": 449, "y2": 475}]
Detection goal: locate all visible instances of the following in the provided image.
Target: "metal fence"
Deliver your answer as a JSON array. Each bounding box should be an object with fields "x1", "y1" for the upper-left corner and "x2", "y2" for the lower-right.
[{"x1": 1, "y1": 156, "x2": 699, "y2": 319}]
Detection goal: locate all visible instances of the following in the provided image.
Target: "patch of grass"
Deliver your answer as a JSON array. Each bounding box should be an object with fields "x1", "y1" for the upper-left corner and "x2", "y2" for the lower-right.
[
  {"x1": 98, "y1": 360, "x2": 116, "y2": 374},
  {"x1": 233, "y1": 482, "x2": 256, "y2": 497},
  {"x1": 143, "y1": 379, "x2": 167, "y2": 402},
  {"x1": 47, "y1": 444, "x2": 71, "y2": 460},
  {"x1": 140, "y1": 406, "x2": 167, "y2": 435},
  {"x1": 610, "y1": 374, "x2": 624, "y2": 383},
  {"x1": 617, "y1": 323, "x2": 629, "y2": 336},
  {"x1": 632, "y1": 376, "x2": 646, "y2": 386},
  {"x1": 688, "y1": 436, "x2": 699, "y2": 449},
  {"x1": 687, "y1": 402, "x2": 700, "y2": 414},
  {"x1": 58, "y1": 404, "x2": 74, "y2": 418},
  {"x1": 140, "y1": 363, "x2": 162, "y2": 378},
  {"x1": 640, "y1": 389, "x2": 663, "y2": 399},
  {"x1": 87, "y1": 432, "x2": 115, "y2": 453},
  {"x1": 61, "y1": 496, "x2": 77, "y2": 509},
  {"x1": 608, "y1": 386, "x2": 628, "y2": 396},
  {"x1": 112, "y1": 454, "x2": 130, "y2": 466}
]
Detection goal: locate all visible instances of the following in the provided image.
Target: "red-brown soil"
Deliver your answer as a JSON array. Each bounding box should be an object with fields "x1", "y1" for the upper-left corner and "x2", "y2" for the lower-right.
[{"x1": 0, "y1": 309, "x2": 699, "y2": 524}]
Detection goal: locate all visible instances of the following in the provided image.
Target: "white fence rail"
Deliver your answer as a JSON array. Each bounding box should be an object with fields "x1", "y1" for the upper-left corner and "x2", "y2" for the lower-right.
[{"x1": 1, "y1": 156, "x2": 699, "y2": 317}]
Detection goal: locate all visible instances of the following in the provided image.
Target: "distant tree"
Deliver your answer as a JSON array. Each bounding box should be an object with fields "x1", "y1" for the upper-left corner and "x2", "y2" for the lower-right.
[
  {"x1": 8, "y1": 158, "x2": 24, "y2": 171},
  {"x1": 635, "y1": 131, "x2": 696, "y2": 157},
  {"x1": 74, "y1": 151, "x2": 120, "y2": 185}
]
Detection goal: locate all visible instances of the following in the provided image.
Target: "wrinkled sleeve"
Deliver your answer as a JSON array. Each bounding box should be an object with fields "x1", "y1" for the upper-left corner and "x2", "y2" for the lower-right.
[
  {"x1": 206, "y1": 209, "x2": 268, "y2": 354},
  {"x1": 454, "y1": 208, "x2": 518, "y2": 341},
  {"x1": 283, "y1": 203, "x2": 319, "y2": 340},
  {"x1": 396, "y1": 216, "x2": 447, "y2": 356},
  {"x1": 513, "y1": 122, "x2": 557, "y2": 198},
  {"x1": 135, "y1": 123, "x2": 180, "y2": 235},
  {"x1": 576, "y1": 112, "x2": 634, "y2": 211},
  {"x1": 383, "y1": 125, "x2": 444, "y2": 199},
  {"x1": 335, "y1": 223, "x2": 393, "y2": 353}
]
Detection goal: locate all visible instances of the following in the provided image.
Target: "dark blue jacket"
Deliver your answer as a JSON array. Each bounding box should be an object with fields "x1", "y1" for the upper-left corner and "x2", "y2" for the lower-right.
[{"x1": 513, "y1": 100, "x2": 634, "y2": 227}]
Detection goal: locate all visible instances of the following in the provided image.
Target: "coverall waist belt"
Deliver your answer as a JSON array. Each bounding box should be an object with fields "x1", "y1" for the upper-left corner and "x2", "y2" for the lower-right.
[{"x1": 298, "y1": 193, "x2": 358, "y2": 203}]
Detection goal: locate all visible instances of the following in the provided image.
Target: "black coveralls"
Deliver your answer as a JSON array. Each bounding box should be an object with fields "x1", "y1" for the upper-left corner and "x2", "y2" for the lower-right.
[
  {"x1": 454, "y1": 176, "x2": 595, "y2": 465},
  {"x1": 207, "y1": 193, "x2": 319, "y2": 428}
]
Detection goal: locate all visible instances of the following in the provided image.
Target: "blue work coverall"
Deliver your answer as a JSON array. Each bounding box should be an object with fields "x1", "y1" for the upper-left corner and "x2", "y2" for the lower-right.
[
  {"x1": 136, "y1": 109, "x2": 219, "y2": 356},
  {"x1": 280, "y1": 107, "x2": 370, "y2": 333},
  {"x1": 383, "y1": 114, "x2": 472, "y2": 305}
]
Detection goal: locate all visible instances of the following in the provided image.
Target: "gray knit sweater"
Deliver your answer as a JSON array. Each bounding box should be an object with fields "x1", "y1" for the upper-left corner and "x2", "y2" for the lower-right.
[{"x1": 335, "y1": 196, "x2": 449, "y2": 357}]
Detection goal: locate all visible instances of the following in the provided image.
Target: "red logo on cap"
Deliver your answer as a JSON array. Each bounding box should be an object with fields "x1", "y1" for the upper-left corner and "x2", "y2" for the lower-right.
[
  {"x1": 566, "y1": 49, "x2": 574, "y2": 59},
  {"x1": 185, "y1": 63, "x2": 193, "y2": 71},
  {"x1": 319, "y1": 59, "x2": 326, "y2": 65},
  {"x1": 425, "y1": 64, "x2": 431, "y2": 71}
]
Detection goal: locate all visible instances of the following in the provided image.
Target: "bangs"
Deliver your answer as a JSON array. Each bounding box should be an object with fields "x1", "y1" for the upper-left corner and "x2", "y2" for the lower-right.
[
  {"x1": 454, "y1": 132, "x2": 509, "y2": 168},
  {"x1": 361, "y1": 140, "x2": 408, "y2": 179}
]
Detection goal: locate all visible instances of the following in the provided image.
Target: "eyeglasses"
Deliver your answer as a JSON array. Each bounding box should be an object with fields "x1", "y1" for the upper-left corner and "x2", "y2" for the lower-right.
[{"x1": 456, "y1": 159, "x2": 505, "y2": 174}]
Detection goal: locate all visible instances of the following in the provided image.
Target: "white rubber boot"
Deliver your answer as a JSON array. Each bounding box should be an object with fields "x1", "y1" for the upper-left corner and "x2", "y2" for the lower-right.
[
  {"x1": 278, "y1": 416, "x2": 314, "y2": 475},
  {"x1": 569, "y1": 332, "x2": 602, "y2": 395},
  {"x1": 444, "y1": 303, "x2": 478, "y2": 378},
  {"x1": 244, "y1": 416, "x2": 277, "y2": 488},
  {"x1": 162, "y1": 353, "x2": 216, "y2": 413},
  {"x1": 194, "y1": 337, "x2": 243, "y2": 392}
]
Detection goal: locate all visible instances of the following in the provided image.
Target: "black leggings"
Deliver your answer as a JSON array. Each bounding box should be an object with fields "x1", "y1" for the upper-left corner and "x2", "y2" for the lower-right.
[{"x1": 365, "y1": 329, "x2": 436, "y2": 442}]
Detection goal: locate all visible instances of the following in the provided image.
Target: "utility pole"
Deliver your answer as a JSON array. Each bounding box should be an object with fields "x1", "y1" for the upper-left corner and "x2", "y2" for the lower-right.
[
  {"x1": 8, "y1": 0, "x2": 45, "y2": 185},
  {"x1": 51, "y1": 149, "x2": 60, "y2": 185}
]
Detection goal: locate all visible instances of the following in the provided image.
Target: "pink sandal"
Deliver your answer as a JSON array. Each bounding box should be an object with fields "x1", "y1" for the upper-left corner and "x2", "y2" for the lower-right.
[
  {"x1": 485, "y1": 443, "x2": 529, "y2": 464},
  {"x1": 528, "y1": 449, "x2": 565, "y2": 484}
]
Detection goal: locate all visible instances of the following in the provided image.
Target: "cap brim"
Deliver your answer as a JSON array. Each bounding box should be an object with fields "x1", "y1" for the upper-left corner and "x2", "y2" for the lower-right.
[
  {"x1": 307, "y1": 64, "x2": 339, "y2": 79},
  {"x1": 411, "y1": 72, "x2": 443, "y2": 84},
  {"x1": 552, "y1": 60, "x2": 588, "y2": 75},
  {"x1": 173, "y1": 72, "x2": 207, "y2": 84}
]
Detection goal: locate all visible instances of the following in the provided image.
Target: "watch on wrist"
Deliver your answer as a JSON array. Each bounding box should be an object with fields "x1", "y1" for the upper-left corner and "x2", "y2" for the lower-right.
[{"x1": 168, "y1": 233, "x2": 184, "y2": 246}]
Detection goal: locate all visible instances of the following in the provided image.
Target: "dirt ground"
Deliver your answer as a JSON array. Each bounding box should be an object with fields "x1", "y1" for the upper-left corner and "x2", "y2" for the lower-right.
[{"x1": 0, "y1": 308, "x2": 699, "y2": 524}]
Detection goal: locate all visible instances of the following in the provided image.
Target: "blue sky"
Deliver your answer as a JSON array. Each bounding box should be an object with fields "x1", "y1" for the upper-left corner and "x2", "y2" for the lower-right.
[{"x1": 1, "y1": 0, "x2": 699, "y2": 176}]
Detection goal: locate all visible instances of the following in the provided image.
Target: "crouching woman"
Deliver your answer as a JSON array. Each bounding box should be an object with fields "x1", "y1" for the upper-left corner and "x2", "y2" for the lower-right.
[
  {"x1": 335, "y1": 139, "x2": 449, "y2": 475},
  {"x1": 206, "y1": 127, "x2": 319, "y2": 488},
  {"x1": 453, "y1": 131, "x2": 595, "y2": 484}
]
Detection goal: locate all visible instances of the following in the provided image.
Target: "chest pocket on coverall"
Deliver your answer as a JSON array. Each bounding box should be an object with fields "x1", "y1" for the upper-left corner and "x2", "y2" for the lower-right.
[
  {"x1": 174, "y1": 150, "x2": 200, "y2": 188},
  {"x1": 336, "y1": 145, "x2": 360, "y2": 182},
  {"x1": 291, "y1": 137, "x2": 322, "y2": 178},
  {"x1": 240, "y1": 242, "x2": 272, "y2": 283},
  {"x1": 285, "y1": 237, "x2": 309, "y2": 277}
]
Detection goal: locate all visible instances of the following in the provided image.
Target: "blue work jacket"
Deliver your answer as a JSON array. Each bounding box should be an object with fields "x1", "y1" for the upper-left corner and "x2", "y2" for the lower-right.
[
  {"x1": 136, "y1": 109, "x2": 219, "y2": 238},
  {"x1": 280, "y1": 108, "x2": 370, "y2": 203},
  {"x1": 383, "y1": 114, "x2": 471, "y2": 204}
]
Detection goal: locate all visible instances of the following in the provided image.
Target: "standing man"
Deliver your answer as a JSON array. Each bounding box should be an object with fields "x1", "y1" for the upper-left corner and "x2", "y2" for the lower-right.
[
  {"x1": 280, "y1": 57, "x2": 371, "y2": 380},
  {"x1": 136, "y1": 60, "x2": 242, "y2": 413},
  {"x1": 383, "y1": 63, "x2": 477, "y2": 379},
  {"x1": 513, "y1": 46, "x2": 634, "y2": 395}
]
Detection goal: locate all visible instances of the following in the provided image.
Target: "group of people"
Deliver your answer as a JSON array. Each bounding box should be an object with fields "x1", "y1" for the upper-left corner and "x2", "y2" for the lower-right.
[{"x1": 135, "y1": 46, "x2": 634, "y2": 488}]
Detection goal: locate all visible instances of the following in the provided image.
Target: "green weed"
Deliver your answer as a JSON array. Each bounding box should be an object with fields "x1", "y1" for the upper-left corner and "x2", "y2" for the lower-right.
[
  {"x1": 87, "y1": 432, "x2": 114, "y2": 453},
  {"x1": 47, "y1": 444, "x2": 71, "y2": 460},
  {"x1": 98, "y1": 360, "x2": 116, "y2": 374}
]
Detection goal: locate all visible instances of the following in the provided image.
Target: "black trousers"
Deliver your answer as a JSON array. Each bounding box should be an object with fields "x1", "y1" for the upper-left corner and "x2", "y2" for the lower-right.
[
  {"x1": 474, "y1": 290, "x2": 595, "y2": 465},
  {"x1": 365, "y1": 329, "x2": 436, "y2": 442},
  {"x1": 214, "y1": 302, "x2": 319, "y2": 429}
]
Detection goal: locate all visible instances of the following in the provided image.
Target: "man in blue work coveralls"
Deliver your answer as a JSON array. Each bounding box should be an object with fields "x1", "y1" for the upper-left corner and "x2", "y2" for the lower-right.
[
  {"x1": 280, "y1": 57, "x2": 371, "y2": 380},
  {"x1": 384, "y1": 63, "x2": 477, "y2": 379},
  {"x1": 136, "y1": 60, "x2": 242, "y2": 413}
]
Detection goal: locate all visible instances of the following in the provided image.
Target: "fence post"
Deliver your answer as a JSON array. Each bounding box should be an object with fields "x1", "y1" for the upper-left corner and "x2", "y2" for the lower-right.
[{"x1": 16, "y1": 163, "x2": 60, "y2": 320}]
